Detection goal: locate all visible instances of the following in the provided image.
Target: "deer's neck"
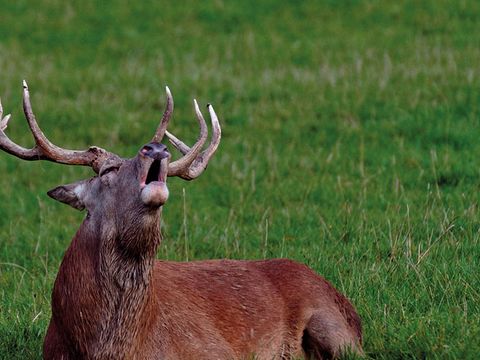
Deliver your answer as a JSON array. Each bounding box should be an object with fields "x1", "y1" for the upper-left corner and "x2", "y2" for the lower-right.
[{"x1": 51, "y1": 211, "x2": 162, "y2": 357}]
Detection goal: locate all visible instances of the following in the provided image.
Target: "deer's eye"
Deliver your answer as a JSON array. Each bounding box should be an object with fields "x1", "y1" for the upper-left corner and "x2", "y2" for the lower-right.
[{"x1": 100, "y1": 167, "x2": 118, "y2": 177}]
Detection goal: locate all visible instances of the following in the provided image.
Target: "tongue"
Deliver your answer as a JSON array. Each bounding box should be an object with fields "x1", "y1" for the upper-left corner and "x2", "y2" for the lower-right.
[{"x1": 141, "y1": 182, "x2": 169, "y2": 207}]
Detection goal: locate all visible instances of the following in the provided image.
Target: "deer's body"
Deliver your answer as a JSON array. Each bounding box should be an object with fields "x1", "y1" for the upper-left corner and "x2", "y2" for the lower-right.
[
  {"x1": 44, "y1": 218, "x2": 361, "y2": 359},
  {"x1": 1, "y1": 83, "x2": 362, "y2": 359}
]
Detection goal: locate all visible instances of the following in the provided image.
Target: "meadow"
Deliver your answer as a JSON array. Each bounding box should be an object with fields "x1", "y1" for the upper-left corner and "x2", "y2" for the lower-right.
[{"x1": 0, "y1": 0, "x2": 479, "y2": 358}]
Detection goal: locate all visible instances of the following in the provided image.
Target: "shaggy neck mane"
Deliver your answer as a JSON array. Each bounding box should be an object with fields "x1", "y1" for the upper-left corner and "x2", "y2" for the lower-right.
[{"x1": 52, "y1": 211, "x2": 163, "y2": 358}]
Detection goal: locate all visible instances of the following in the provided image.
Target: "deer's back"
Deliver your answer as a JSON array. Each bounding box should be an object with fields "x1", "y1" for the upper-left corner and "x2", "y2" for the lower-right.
[{"x1": 144, "y1": 258, "x2": 360, "y2": 359}]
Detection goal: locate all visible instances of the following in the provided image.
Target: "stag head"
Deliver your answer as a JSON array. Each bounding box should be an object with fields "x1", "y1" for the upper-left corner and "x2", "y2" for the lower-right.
[{"x1": 0, "y1": 82, "x2": 221, "y2": 254}]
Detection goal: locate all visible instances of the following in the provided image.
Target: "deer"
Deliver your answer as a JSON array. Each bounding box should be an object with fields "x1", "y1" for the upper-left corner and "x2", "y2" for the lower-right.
[{"x1": 0, "y1": 81, "x2": 362, "y2": 360}]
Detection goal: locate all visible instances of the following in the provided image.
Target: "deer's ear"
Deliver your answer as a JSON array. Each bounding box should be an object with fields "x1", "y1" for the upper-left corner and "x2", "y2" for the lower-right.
[{"x1": 47, "y1": 181, "x2": 88, "y2": 211}]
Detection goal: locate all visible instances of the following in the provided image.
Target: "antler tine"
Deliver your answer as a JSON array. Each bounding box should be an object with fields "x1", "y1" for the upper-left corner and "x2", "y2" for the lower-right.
[
  {"x1": 0, "y1": 96, "x2": 39, "y2": 159},
  {"x1": 166, "y1": 99, "x2": 209, "y2": 177},
  {"x1": 0, "y1": 81, "x2": 113, "y2": 173},
  {"x1": 0, "y1": 98, "x2": 11, "y2": 131},
  {"x1": 183, "y1": 104, "x2": 221, "y2": 179},
  {"x1": 164, "y1": 130, "x2": 190, "y2": 155},
  {"x1": 152, "y1": 86, "x2": 174, "y2": 143},
  {"x1": 167, "y1": 102, "x2": 221, "y2": 180},
  {"x1": 22, "y1": 80, "x2": 72, "y2": 161}
]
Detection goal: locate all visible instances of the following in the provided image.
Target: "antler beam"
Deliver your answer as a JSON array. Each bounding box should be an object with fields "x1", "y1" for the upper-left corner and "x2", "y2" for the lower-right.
[{"x1": 0, "y1": 81, "x2": 113, "y2": 173}]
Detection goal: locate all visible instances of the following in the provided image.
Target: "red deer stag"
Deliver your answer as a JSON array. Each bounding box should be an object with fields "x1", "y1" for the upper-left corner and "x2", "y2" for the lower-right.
[{"x1": 0, "y1": 81, "x2": 362, "y2": 359}]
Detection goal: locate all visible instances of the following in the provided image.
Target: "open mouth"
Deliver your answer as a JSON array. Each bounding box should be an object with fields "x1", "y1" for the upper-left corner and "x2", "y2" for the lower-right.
[
  {"x1": 140, "y1": 157, "x2": 170, "y2": 207},
  {"x1": 146, "y1": 159, "x2": 161, "y2": 184},
  {"x1": 142, "y1": 156, "x2": 169, "y2": 187}
]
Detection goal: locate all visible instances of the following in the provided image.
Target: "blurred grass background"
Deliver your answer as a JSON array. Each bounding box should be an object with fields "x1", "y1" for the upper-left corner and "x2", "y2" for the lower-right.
[{"x1": 0, "y1": 0, "x2": 479, "y2": 358}]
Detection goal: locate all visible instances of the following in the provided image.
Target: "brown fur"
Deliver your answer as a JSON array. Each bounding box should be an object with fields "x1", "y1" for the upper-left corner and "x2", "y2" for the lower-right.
[{"x1": 43, "y1": 210, "x2": 362, "y2": 359}]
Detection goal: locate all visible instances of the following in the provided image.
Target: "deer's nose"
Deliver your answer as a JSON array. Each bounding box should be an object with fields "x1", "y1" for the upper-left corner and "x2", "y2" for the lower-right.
[{"x1": 140, "y1": 142, "x2": 170, "y2": 160}]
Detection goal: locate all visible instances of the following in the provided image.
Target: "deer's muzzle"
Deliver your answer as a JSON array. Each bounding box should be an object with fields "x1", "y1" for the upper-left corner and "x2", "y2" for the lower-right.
[{"x1": 140, "y1": 142, "x2": 170, "y2": 161}]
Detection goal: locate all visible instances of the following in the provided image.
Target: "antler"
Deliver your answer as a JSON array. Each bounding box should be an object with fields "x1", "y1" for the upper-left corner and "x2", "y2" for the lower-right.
[
  {"x1": 0, "y1": 81, "x2": 113, "y2": 173},
  {"x1": 152, "y1": 86, "x2": 174, "y2": 143},
  {"x1": 0, "y1": 82, "x2": 221, "y2": 178},
  {"x1": 166, "y1": 102, "x2": 221, "y2": 180},
  {"x1": 151, "y1": 87, "x2": 221, "y2": 181}
]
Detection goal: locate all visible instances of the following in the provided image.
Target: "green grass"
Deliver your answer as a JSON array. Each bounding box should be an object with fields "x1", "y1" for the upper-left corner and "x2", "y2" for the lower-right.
[{"x1": 0, "y1": 0, "x2": 479, "y2": 358}]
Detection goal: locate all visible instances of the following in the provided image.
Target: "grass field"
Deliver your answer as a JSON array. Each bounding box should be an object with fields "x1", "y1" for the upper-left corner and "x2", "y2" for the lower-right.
[{"x1": 0, "y1": 0, "x2": 479, "y2": 358}]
